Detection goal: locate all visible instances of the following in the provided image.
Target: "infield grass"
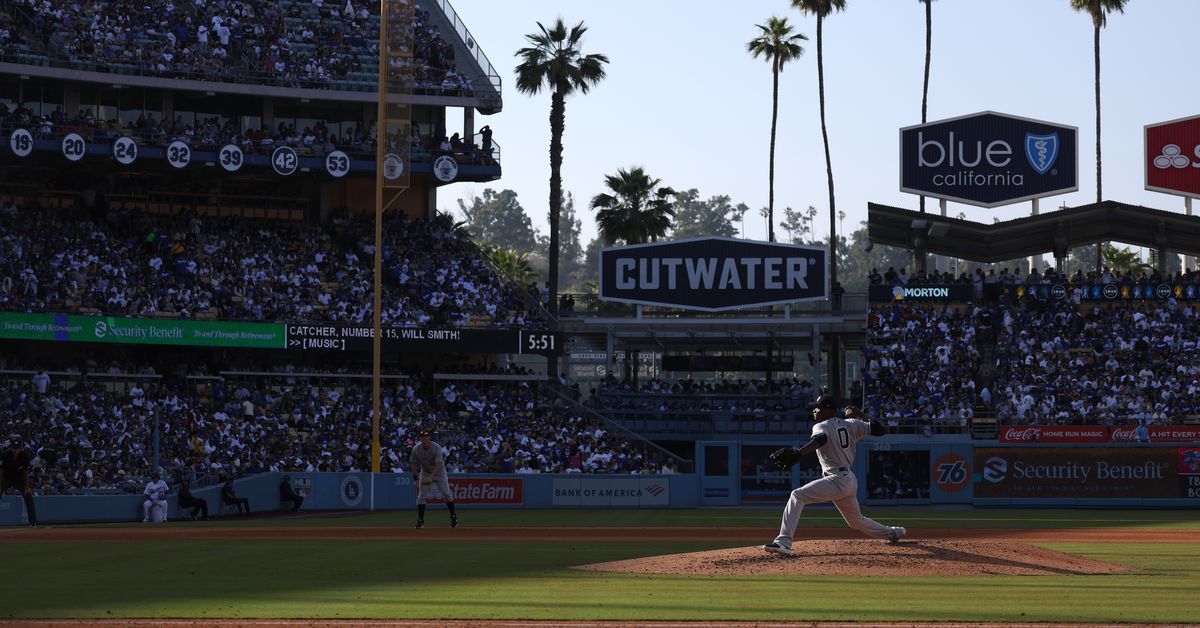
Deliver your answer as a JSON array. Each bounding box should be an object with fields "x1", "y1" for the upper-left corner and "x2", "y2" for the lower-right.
[{"x1": 4, "y1": 508, "x2": 1200, "y2": 622}]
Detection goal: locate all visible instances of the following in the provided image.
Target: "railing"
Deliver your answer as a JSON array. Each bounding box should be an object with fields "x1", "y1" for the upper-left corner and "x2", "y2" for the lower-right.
[
  {"x1": 559, "y1": 293, "x2": 868, "y2": 319},
  {"x1": 546, "y1": 382, "x2": 694, "y2": 473},
  {"x1": 439, "y1": 211, "x2": 555, "y2": 325},
  {"x1": 0, "y1": 121, "x2": 501, "y2": 169},
  {"x1": 432, "y1": 0, "x2": 502, "y2": 95}
]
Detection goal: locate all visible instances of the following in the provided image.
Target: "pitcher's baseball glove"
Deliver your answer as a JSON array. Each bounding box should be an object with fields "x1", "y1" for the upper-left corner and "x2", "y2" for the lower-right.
[{"x1": 769, "y1": 447, "x2": 804, "y2": 470}]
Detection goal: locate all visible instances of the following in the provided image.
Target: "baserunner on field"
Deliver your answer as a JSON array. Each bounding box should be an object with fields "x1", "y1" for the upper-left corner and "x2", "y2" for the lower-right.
[
  {"x1": 762, "y1": 393, "x2": 905, "y2": 556},
  {"x1": 410, "y1": 429, "x2": 457, "y2": 529}
]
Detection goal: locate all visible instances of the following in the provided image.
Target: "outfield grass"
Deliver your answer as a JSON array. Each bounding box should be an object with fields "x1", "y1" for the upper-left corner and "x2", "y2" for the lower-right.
[{"x1": 5, "y1": 508, "x2": 1200, "y2": 622}]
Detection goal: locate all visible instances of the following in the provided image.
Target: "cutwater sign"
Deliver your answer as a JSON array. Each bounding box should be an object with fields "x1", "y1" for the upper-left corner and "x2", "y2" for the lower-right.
[
  {"x1": 599, "y1": 237, "x2": 828, "y2": 311},
  {"x1": 900, "y1": 111, "x2": 1078, "y2": 207}
]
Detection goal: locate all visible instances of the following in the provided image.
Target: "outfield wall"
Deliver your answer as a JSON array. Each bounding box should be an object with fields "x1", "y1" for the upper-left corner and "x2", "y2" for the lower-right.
[
  {"x1": 2, "y1": 441, "x2": 1197, "y2": 525},
  {"x1": 0, "y1": 473, "x2": 699, "y2": 525}
]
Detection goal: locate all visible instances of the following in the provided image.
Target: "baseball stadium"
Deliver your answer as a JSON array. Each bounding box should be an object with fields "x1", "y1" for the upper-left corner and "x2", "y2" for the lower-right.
[{"x1": 2, "y1": 0, "x2": 1200, "y2": 626}]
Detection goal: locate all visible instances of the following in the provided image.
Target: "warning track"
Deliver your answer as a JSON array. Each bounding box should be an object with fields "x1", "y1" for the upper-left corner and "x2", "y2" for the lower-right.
[{"x1": 0, "y1": 526, "x2": 1193, "y2": 543}]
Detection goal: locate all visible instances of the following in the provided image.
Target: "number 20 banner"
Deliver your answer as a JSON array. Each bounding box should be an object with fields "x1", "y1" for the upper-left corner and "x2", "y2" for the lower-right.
[{"x1": 6, "y1": 132, "x2": 358, "y2": 178}]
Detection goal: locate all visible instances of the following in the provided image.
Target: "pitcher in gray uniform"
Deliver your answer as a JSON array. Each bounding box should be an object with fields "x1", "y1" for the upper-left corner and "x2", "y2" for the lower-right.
[
  {"x1": 762, "y1": 394, "x2": 906, "y2": 556},
  {"x1": 410, "y1": 430, "x2": 457, "y2": 529}
]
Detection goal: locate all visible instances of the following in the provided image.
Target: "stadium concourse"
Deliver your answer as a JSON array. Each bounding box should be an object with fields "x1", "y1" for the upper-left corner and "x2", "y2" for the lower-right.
[{"x1": 865, "y1": 266, "x2": 1200, "y2": 424}]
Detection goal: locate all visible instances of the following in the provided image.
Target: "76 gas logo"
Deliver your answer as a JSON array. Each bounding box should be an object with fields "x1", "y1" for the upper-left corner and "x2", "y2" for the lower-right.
[{"x1": 932, "y1": 454, "x2": 971, "y2": 493}]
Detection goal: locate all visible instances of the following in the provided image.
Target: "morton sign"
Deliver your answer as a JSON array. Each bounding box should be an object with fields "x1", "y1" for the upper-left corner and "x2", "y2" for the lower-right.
[
  {"x1": 598, "y1": 237, "x2": 828, "y2": 311},
  {"x1": 900, "y1": 111, "x2": 1078, "y2": 207}
]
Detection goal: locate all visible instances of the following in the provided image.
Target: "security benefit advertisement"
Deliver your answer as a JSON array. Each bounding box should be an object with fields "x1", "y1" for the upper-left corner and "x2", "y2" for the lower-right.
[{"x1": 974, "y1": 447, "x2": 1193, "y2": 499}]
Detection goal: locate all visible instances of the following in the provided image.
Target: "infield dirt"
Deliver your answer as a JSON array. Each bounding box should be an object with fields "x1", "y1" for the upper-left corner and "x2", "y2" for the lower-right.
[{"x1": 574, "y1": 539, "x2": 1135, "y2": 576}]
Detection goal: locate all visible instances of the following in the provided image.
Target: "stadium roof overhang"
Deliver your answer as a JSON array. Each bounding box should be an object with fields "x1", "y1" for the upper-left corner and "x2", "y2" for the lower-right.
[{"x1": 868, "y1": 200, "x2": 1200, "y2": 262}]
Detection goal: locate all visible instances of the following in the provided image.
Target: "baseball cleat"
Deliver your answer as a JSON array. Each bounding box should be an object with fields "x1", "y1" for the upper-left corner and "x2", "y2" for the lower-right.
[
  {"x1": 761, "y1": 542, "x2": 792, "y2": 557},
  {"x1": 888, "y1": 526, "x2": 907, "y2": 544},
  {"x1": 414, "y1": 520, "x2": 425, "y2": 529},
  {"x1": 450, "y1": 515, "x2": 459, "y2": 528}
]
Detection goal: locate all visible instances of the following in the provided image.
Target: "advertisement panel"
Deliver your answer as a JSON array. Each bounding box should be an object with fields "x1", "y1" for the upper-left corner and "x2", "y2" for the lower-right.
[
  {"x1": 868, "y1": 284, "x2": 974, "y2": 302},
  {"x1": 424, "y1": 477, "x2": 523, "y2": 505},
  {"x1": 1111, "y1": 426, "x2": 1200, "y2": 443},
  {"x1": 900, "y1": 111, "x2": 1078, "y2": 207},
  {"x1": 0, "y1": 312, "x2": 284, "y2": 349},
  {"x1": 0, "y1": 312, "x2": 560, "y2": 355},
  {"x1": 599, "y1": 237, "x2": 828, "y2": 311},
  {"x1": 551, "y1": 477, "x2": 670, "y2": 507},
  {"x1": 1145, "y1": 114, "x2": 1200, "y2": 198},
  {"x1": 285, "y1": 325, "x2": 561, "y2": 355},
  {"x1": 974, "y1": 447, "x2": 1178, "y2": 499},
  {"x1": 999, "y1": 425, "x2": 1110, "y2": 444}
]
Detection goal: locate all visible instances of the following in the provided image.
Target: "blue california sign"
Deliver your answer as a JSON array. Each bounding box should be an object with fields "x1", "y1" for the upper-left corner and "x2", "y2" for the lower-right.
[{"x1": 900, "y1": 111, "x2": 1078, "y2": 208}]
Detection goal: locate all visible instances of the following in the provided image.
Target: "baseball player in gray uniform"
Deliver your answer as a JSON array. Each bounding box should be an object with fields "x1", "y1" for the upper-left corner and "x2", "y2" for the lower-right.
[
  {"x1": 762, "y1": 393, "x2": 906, "y2": 556},
  {"x1": 410, "y1": 430, "x2": 457, "y2": 529}
]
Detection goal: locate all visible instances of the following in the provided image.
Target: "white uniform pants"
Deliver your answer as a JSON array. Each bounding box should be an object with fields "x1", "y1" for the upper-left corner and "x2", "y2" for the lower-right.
[
  {"x1": 416, "y1": 473, "x2": 453, "y2": 505},
  {"x1": 143, "y1": 499, "x2": 168, "y2": 523},
  {"x1": 774, "y1": 471, "x2": 893, "y2": 547}
]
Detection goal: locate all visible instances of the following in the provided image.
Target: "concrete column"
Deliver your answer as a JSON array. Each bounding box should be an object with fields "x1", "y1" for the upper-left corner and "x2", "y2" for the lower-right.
[
  {"x1": 1187, "y1": 197, "x2": 1195, "y2": 273},
  {"x1": 425, "y1": 185, "x2": 437, "y2": 221},
  {"x1": 63, "y1": 84, "x2": 80, "y2": 118},
  {"x1": 161, "y1": 91, "x2": 173, "y2": 122},
  {"x1": 812, "y1": 325, "x2": 822, "y2": 391},
  {"x1": 1030, "y1": 198, "x2": 1044, "y2": 273},
  {"x1": 606, "y1": 328, "x2": 615, "y2": 379},
  {"x1": 261, "y1": 98, "x2": 274, "y2": 131},
  {"x1": 463, "y1": 107, "x2": 475, "y2": 145}
]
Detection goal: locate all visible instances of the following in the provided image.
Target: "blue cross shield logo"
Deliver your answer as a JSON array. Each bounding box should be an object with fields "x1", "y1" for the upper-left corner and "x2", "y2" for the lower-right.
[{"x1": 1024, "y1": 133, "x2": 1059, "y2": 175}]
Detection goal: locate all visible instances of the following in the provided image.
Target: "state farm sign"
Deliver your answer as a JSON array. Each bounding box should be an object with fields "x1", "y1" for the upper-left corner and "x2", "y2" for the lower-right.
[
  {"x1": 1146, "y1": 114, "x2": 1200, "y2": 198},
  {"x1": 426, "y1": 477, "x2": 523, "y2": 505},
  {"x1": 999, "y1": 425, "x2": 1109, "y2": 444}
]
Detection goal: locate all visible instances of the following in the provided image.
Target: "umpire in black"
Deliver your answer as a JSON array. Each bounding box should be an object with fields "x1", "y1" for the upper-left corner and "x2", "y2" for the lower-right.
[{"x1": 1, "y1": 436, "x2": 38, "y2": 527}]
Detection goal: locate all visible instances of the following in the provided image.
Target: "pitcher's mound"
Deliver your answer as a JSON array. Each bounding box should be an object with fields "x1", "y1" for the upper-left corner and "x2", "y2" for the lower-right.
[{"x1": 574, "y1": 540, "x2": 1134, "y2": 576}]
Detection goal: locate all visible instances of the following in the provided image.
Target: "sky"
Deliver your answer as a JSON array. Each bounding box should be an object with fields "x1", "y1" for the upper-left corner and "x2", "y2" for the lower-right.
[{"x1": 442, "y1": 0, "x2": 1200, "y2": 248}]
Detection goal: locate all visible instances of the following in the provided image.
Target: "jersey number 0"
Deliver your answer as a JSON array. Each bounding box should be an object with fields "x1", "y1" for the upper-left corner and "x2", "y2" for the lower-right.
[{"x1": 836, "y1": 427, "x2": 850, "y2": 449}]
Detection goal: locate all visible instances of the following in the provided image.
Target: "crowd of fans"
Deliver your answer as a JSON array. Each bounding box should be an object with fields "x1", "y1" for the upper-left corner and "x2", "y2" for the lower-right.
[
  {"x1": 1, "y1": 361, "x2": 673, "y2": 496},
  {"x1": 866, "y1": 267, "x2": 1200, "y2": 424},
  {"x1": 588, "y1": 376, "x2": 818, "y2": 422},
  {"x1": 5, "y1": 0, "x2": 478, "y2": 92},
  {"x1": 864, "y1": 303, "x2": 981, "y2": 424},
  {"x1": 0, "y1": 194, "x2": 539, "y2": 327}
]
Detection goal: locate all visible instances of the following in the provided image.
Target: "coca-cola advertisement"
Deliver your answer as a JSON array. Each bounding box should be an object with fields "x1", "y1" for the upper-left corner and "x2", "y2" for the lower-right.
[
  {"x1": 999, "y1": 425, "x2": 1110, "y2": 444},
  {"x1": 1112, "y1": 426, "x2": 1200, "y2": 443}
]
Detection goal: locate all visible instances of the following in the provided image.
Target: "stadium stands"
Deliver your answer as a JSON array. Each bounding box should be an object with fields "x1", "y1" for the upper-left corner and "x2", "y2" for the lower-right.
[
  {"x1": 0, "y1": 193, "x2": 540, "y2": 327},
  {"x1": 866, "y1": 266, "x2": 1200, "y2": 423},
  {"x1": 2, "y1": 363, "x2": 673, "y2": 495},
  {"x1": 2, "y1": 0, "x2": 476, "y2": 94}
]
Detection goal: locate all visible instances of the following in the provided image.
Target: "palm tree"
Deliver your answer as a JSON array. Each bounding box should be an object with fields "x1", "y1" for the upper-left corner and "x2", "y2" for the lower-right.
[
  {"x1": 515, "y1": 19, "x2": 609, "y2": 324},
  {"x1": 480, "y1": 244, "x2": 539, "y2": 286},
  {"x1": 793, "y1": 0, "x2": 847, "y2": 290},
  {"x1": 747, "y1": 17, "x2": 807, "y2": 243},
  {"x1": 590, "y1": 167, "x2": 677, "y2": 245},
  {"x1": 1070, "y1": 0, "x2": 1128, "y2": 272},
  {"x1": 919, "y1": 0, "x2": 934, "y2": 213}
]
